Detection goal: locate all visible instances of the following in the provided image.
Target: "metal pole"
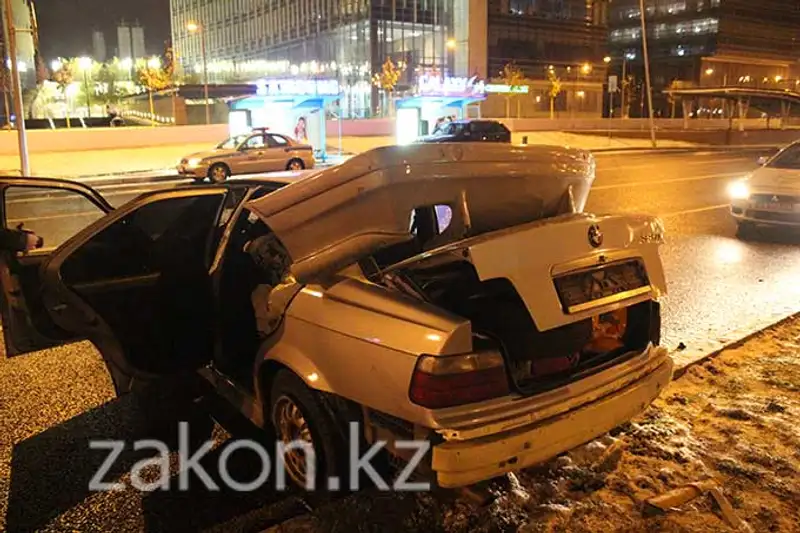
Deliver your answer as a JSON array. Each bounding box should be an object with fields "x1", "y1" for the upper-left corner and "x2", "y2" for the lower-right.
[
  {"x1": 621, "y1": 58, "x2": 627, "y2": 119},
  {"x1": 201, "y1": 28, "x2": 210, "y2": 125},
  {"x1": 639, "y1": 0, "x2": 657, "y2": 147},
  {"x1": 3, "y1": 0, "x2": 29, "y2": 176},
  {"x1": 84, "y1": 71, "x2": 91, "y2": 117}
]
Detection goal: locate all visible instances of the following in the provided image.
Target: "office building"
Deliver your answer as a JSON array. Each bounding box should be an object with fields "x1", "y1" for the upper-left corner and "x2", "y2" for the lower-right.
[
  {"x1": 608, "y1": 0, "x2": 800, "y2": 116},
  {"x1": 117, "y1": 24, "x2": 132, "y2": 60},
  {"x1": 92, "y1": 30, "x2": 107, "y2": 62},
  {"x1": 169, "y1": 0, "x2": 609, "y2": 117},
  {"x1": 131, "y1": 24, "x2": 146, "y2": 59}
]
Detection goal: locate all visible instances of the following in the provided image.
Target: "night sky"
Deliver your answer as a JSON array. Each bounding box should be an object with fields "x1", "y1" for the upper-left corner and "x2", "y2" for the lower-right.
[{"x1": 35, "y1": 0, "x2": 171, "y2": 60}]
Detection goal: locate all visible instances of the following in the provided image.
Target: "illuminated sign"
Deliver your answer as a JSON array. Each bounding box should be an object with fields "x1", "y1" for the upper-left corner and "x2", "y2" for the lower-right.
[
  {"x1": 256, "y1": 78, "x2": 341, "y2": 97},
  {"x1": 485, "y1": 84, "x2": 529, "y2": 94},
  {"x1": 416, "y1": 75, "x2": 486, "y2": 97}
]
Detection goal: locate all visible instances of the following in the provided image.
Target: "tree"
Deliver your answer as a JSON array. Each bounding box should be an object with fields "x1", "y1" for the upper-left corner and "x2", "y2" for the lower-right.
[
  {"x1": 137, "y1": 65, "x2": 172, "y2": 125},
  {"x1": 371, "y1": 57, "x2": 404, "y2": 117},
  {"x1": 547, "y1": 69, "x2": 562, "y2": 120},
  {"x1": 621, "y1": 74, "x2": 635, "y2": 119},
  {"x1": 52, "y1": 62, "x2": 74, "y2": 127},
  {"x1": 500, "y1": 62, "x2": 525, "y2": 118}
]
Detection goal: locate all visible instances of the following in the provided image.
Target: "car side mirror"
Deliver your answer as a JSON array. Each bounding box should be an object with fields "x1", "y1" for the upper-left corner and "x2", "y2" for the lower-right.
[{"x1": 757, "y1": 156, "x2": 768, "y2": 166}]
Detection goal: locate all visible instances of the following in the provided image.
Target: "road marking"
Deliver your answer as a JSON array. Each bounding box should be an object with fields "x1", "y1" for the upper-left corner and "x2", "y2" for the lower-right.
[
  {"x1": 595, "y1": 156, "x2": 749, "y2": 172},
  {"x1": 658, "y1": 204, "x2": 728, "y2": 218},
  {"x1": 592, "y1": 172, "x2": 741, "y2": 190}
]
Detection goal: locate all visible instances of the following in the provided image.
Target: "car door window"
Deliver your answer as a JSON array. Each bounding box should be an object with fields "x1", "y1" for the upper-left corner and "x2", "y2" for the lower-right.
[
  {"x1": 266, "y1": 134, "x2": 289, "y2": 148},
  {"x1": 3, "y1": 185, "x2": 107, "y2": 251},
  {"x1": 52, "y1": 191, "x2": 228, "y2": 375},
  {"x1": 244, "y1": 135, "x2": 266, "y2": 150}
]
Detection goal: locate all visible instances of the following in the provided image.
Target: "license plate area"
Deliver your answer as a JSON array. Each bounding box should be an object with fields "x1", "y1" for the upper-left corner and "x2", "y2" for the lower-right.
[
  {"x1": 755, "y1": 202, "x2": 799, "y2": 211},
  {"x1": 553, "y1": 259, "x2": 651, "y2": 314}
]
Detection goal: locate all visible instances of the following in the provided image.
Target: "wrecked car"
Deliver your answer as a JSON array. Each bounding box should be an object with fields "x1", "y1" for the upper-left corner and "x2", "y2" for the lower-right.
[{"x1": 0, "y1": 143, "x2": 673, "y2": 490}]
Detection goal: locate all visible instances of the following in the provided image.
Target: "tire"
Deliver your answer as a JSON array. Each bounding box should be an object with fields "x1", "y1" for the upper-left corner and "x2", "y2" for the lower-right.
[
  {"x1": 736, "y1": 221, "x2": 756, "y2": 240},
  {"x1": 268, "y1": 370, "x2": 360, "y2": 494},
  {"x1": 208, "y1": 163, "x2": 231, "y2": 183},
  {"x1": 192, "y1": 177, "x2": 206, "y2": 184},
  {"x1": 286, "y1": 158, "x2": 305, "y2": 171}
]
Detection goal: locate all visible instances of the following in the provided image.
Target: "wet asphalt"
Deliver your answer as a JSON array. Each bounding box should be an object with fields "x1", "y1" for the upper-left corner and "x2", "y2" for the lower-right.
[{"x1": 2, "y1": 150, "x2": 800, "y2": 532}]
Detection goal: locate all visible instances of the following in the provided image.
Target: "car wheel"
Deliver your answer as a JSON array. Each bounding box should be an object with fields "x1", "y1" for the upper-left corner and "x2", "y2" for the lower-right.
[
  {"x1": 736, "y1": 221, "x2": 757, "y2": 239},
  {"x1": 269, "y1": 370, "x2": 354, "y2": 493},
  {"x1": 208, "y1": 163, "x2": 230, "y2": 183},
  {"x1": 286, "y1": 159, "x2": 305, "y2": 171}
]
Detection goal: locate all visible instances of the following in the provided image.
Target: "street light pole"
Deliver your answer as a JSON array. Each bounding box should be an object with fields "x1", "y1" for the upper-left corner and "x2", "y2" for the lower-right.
[
  {"x1": 621, "y1": 57, "x2": 627, "y2": 119},
  {"x1": 3, "y1": 0, "x2": 29, "y2": 176},
  {"x1": 639, "y1": 0, "x2": 657, "y2": 147},
  {"x1": 83, "y1": 71, "x2": 91, "y2": 117},
  {"x1": 188, "y1": 21, "x2": 210, "y2": 125}
]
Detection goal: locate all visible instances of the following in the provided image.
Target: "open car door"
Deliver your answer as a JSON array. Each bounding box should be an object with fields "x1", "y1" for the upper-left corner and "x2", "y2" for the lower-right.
[
  {"x1": 0, "y1": 177, "x2": 112, "y2": 355},
  {"x1": 1, "y1": 179, "x2": 242, "y2": 395}
]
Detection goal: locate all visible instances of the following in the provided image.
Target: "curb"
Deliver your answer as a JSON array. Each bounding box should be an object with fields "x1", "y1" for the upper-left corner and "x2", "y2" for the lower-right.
[
  {"x1": 590, "y1": 145, "x2": 780, "y2": 155},
  {"x1": 669, "y1": 308, "x2": 800, "y2": 378}
]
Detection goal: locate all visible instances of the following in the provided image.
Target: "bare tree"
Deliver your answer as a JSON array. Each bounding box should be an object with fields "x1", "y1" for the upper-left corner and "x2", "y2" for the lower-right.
[
  {"x1": 500, "y1": 62, "x2": 525, "y2": 118},
  {"x1": 547, "y1": 69, "x2": 562, "y2": 120}
]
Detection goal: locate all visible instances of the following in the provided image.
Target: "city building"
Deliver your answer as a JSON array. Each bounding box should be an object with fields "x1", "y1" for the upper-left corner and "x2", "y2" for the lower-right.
[
  {"x1": 131, "y1": 24, "x2": 146, "y2": 59},
  {"x1": 116, "y1": 22, "x2": 147, "y2": 62},
  {"x1": 92, "y1": 30, "x2": 107, "y2": 62},
  {"x1": 608, "y1": 0, "x2": 800, "y2": 117},
  {"x1": 169, "y1": 0, "x2": 609, "y2": 118},
  {"x1": 1, "y1": 0, "x2": 36, "y2": 88},
  {"x1": 117, "y1": 24, "x2": 132, "y2": 60}
]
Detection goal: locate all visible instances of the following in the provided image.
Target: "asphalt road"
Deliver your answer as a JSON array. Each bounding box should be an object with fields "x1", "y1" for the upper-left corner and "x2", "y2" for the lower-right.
[{"x1": 2, "y1": 150, "x2": 800, "y2": 532}]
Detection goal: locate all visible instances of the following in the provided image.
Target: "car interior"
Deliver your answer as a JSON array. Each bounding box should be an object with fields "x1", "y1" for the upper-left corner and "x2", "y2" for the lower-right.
[{"x1": 215, "y1": 195, "x2": 293, "y2": 386}]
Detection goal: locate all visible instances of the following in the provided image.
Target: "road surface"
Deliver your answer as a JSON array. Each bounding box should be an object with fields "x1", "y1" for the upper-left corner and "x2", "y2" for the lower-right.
[{"x1": 2, "y1": 150, "x2": 800, "y2": 532}]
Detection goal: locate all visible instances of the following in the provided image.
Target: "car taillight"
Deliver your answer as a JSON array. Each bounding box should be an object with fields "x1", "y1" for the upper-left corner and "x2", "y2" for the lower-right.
[{"x1": 409, "y1": 350, "x2": 510, "y2": 409}]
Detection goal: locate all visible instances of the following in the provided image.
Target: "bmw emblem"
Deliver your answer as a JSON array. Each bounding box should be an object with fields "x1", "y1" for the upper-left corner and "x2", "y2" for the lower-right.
[{"x1": 588, "y1": 224, "x2": 603, "y2": 248}]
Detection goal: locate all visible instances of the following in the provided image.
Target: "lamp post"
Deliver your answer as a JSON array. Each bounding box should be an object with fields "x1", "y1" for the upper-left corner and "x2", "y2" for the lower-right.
[
  {"x1": 3, "y1": 0, "x2": 29, "y2": 175},
  {"x1": 187, "y1": 21, "x2": 210, "y2": 125},
  {"x1": 604, "y1": 56, "x2": 613, "y2": 117},
  {"x1": 639, "y1": 0, "x2": 657, "y2": 147},
  {"x1": 78, "y1": 56, "x2": 92, "y2": 117}
]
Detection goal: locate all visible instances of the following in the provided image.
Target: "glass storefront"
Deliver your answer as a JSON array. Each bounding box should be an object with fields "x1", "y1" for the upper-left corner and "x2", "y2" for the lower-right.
[{"x1": 170, "y1": 0, "x2": 461, "y2": 118}]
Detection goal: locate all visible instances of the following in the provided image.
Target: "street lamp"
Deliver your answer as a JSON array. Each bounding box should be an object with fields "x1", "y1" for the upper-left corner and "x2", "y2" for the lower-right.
[
  {"x1": 446, "y1": 38, "x2": 456, "y2": 50},
  {"x1": 603, "y1": 56, "x2": 611, "y2": 64},
  {"x1": 187, "y1": 20, "x2": 210, "y2": 125},
  {"x1": 50, "y1": 58, "x2": 62, "y2": 72},
  {"x1": 77, "y1": 56, "x2": 92, "y2": 117},
  {"x1": 705, "y1": 68, "x2": 714, "y2": 76}
]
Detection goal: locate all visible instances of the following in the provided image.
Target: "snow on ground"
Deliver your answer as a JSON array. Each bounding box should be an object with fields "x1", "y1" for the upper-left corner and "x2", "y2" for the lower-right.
[{"x1": 268, "y1": 317, "x2": 800, "y2": 533}]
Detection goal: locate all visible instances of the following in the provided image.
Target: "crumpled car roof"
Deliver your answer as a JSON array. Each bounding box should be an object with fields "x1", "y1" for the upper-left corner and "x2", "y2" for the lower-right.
[{"x1": 246, "y1": 143, "x2": 596, "y2": 283}]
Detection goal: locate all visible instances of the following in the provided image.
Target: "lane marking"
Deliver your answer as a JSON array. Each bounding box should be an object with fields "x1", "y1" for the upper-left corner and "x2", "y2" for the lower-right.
[
  {"x1": 595, "y1": 157, "x2": 749, "y2": 172},
  {"x1": 592, "y1": 172, "x2": 740, "y2": 190},
  {"x1": 658, "y1": 204, "x2": 728, "y2": 218}
]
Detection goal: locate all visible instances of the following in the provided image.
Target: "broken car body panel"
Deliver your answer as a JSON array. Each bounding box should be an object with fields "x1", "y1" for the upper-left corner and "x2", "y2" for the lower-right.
[{"x1": 246, "y1": 143, "x2": 596, "y2": 283}]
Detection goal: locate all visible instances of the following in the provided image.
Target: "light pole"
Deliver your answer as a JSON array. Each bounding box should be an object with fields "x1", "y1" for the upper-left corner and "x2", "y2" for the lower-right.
[
  {"x1": 639, "y1": 0, "x2": 657, "y2": 147},
  {"x1": 604, "y1": 56, "x2": 613, "y2": 117},
  {"x1": 78, "y1": 56, "x2": 92, "y2": 117},
  {"x1": 3, "y1": 0, "x2": 29, "y2": 175},
  {"x1": 187, "y1": 21, "x2": 210, "y2": 124}
]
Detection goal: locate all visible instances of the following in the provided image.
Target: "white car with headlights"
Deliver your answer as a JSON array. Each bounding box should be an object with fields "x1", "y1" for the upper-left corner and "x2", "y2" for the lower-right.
[{"x1": 729, "y1": 142, "x2": 800, "y2": 237}]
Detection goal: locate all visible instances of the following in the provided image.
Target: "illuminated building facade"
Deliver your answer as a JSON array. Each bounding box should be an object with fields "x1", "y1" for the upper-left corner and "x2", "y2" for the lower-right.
[
  {"x1": 608, "y1": 0, "x2": 800, "y2": 116},
  {"x1": 170, "y1": 0, "x2": 488, "y2": 117}
]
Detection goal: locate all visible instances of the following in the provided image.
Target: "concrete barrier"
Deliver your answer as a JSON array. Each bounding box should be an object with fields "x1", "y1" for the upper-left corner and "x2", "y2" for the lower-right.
[{"x1": 0, "y1": 124, "x2": 229, "y2": 156}]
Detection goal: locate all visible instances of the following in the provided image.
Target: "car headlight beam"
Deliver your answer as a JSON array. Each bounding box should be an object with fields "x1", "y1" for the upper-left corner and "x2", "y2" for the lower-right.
[{"x1": 728, "y1": 180, "x2": 750, "y2": 200}]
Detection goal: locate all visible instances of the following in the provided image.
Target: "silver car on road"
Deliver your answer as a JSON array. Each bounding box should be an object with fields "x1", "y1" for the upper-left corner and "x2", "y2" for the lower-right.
[{"x1": 178, "y1": 129, "x2": 315, "y2": 182}]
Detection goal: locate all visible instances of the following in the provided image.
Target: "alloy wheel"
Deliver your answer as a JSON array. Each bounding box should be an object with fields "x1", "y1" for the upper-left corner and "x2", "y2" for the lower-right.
[{"x1": 272, "y1": 394, "x2": 314, "y2": 486}]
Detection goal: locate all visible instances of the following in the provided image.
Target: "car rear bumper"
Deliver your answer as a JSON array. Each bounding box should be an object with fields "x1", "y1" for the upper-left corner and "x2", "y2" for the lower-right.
[{"x1": 431, "y1": 349, "x2": 673, "y2": 488}]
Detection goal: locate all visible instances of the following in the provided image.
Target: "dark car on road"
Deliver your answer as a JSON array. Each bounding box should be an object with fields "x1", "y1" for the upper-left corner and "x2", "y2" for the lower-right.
[{"x1": 417, "y1": 119, "x2": 511, "y2": 144}]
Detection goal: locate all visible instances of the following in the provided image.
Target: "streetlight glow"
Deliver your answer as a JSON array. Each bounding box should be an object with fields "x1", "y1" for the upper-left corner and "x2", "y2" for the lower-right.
[
  {"x1": 147, "y1": 56, "x2": 162, "y2": 69},
  {"x1": 120, "y1": 57, "x2": 133, "y2": 69},
  {"x1": 705, "y1": 68, "x2": 714, "y2": 75},
  {"x1": 581, "y1": 63, "x2": 592, "y2": 75},
  {"x1": 775, "y1": 75, "x2": 783, "y2": 83},
  {"x1": 50, "y1": 59, "x2": 62, "y2": 71},
  {"x1": 603, "y1": 56, "x2": 611, "y2": 64},
  {"x1": 187, "y1": 21, "x2": 200, "y2": 32},
  {"x1": 77, "y1": 56, "x2": 92, "y2": 70},
  {"x1": 446, "y1": 38, "x2": 456, "y2": 50}
]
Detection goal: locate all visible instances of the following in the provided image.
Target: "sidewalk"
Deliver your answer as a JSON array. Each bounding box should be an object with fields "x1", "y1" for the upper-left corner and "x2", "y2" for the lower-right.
[{"x1": 0, "y1": 132, "x2": 750, "y2": 180}]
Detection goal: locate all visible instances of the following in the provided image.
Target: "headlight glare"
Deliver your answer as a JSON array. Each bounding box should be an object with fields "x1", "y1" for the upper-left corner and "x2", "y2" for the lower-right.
[{"x1": 728, "y1": 180, "x2": 750, "y2": 200}]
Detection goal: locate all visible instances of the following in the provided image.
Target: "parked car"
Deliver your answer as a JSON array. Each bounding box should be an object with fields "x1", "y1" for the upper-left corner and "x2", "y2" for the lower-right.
[
  {"x1": 0, "y1": 143, "x2": 672, "y2": 491},
  {"x1": 417, "y1": 119, "x2": 511, "y2": 143},
  {"x1": 729, "y1": 142, "x2": 800, "y2": 237},
  {"x1": 177, "y1": 128, "x2": 315, "y2": 183}
]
